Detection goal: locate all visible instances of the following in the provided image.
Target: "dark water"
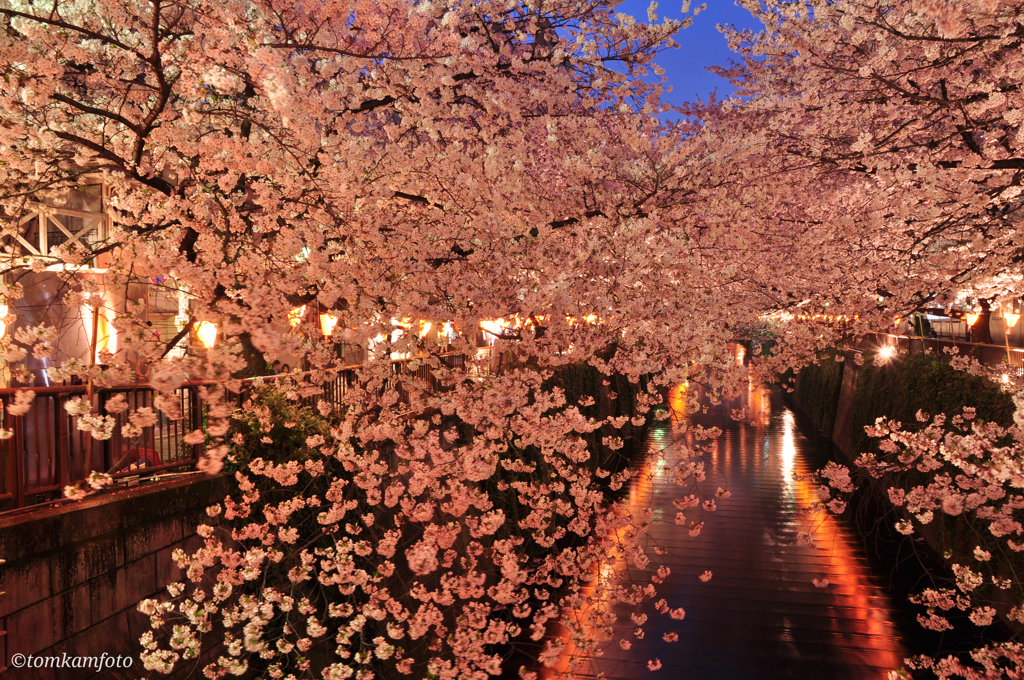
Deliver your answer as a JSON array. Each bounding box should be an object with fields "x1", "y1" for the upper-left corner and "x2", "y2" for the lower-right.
[{"x1": 547, "y1": 383, "x2": 913, "y2": 680}]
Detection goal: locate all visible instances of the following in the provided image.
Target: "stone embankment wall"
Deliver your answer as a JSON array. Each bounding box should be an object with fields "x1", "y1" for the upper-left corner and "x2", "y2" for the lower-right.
[
  {"x1": 793, "y1": 349, "x2": 1014, "y2": 458},
  {"x1": 0, "y1": 474, "x2": 228, "y2": 680},
  {"x1": 830, "y1": 359, "x2": 860, "y2": 458},
  {"x1": 791, "y1": 348, "x2": 1020, "y2": 630}
]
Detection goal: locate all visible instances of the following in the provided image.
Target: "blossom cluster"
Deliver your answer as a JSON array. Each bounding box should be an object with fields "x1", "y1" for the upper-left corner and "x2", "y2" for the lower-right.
[
  {"x1": 813, "y1": 393, "x2": 1024, "y2": 678},
  {"x1": 135, "y1": 373, "x2": 726, "y2": 679}
]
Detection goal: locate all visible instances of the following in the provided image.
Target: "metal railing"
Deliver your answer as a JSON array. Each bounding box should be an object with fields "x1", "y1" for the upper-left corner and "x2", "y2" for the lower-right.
[
  {"x1": 0, "y1": 349, "x2": 494, "y2": 512},
  {"x1": 0, "y1": 382, "x2": 201, "y2": 511},
  {"x1": 864, "y1": 332, "x2": 1024, "y2": 377}
]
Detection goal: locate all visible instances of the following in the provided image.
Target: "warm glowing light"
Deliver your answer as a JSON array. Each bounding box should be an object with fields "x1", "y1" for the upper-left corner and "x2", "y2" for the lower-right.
[
  {"x1": 782, "y1": 410, "x2": 796, "y2": 486},
  {"x1": 1006, "y1": 312, "x2": 1021, "y2": 328},
  {"x1": 1002, "y1": 374, "x2": 1011, "y2": 384},
  {"x1": 0, "y1": 303, "x2": 8, "y2": 339},
  {"x1": 319, "y1": 314, "x2": 339, "y2": 337},
  {"x1": 480, "y1": 318, "x2": 509, "y2": 338},
  {"x1": 419, "y1": 320, "x2": 432, "y2": 338},
  {"x1": 668, "y1": 383, "x2": 687, "y2": 422},
  {"x1": 877, "y1": 345, "x2": 896, "y2": 362},
  {"x1": 288, "y1": 305, "x2": 306, "y2": 327},
  {"x1": 893, "y1": 317, "x2": 900, "y2": 327},
  {"x1": 82, "y1": 304, "x2": 117, "y2": 359},
  {"x1": 196, "y1": 321, "x2": 218, "y2": 349},
  {"x1": 966, "y1": 313, "x2": 980, "y2": 327}
]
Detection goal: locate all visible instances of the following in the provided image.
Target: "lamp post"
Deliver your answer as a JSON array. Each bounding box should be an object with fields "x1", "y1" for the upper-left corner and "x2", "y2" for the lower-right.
[{"x1": 0, "y1": 302, "x2": 8, "y2": 388}]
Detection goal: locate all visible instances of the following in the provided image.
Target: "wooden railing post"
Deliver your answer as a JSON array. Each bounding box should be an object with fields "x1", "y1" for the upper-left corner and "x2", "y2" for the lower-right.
[
  {"x1": 97, "y1": 391, "x2": 112, "y2": 472},
  {"x1": 55, "y1": 394, "x2": 70, "y2": 492}
]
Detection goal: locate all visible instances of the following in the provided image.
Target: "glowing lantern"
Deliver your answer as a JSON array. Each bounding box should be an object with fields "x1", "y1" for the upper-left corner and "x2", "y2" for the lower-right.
[
  {"x1": 480, "y1": 318, "x2": 508, "y2": 337},
  {"x1": 0, "y1": 303, "x2": 8, "y2": 339},
  {"x1": 966, "y1": 313, "x2": 980, "y2": 327},
  {"x1": 196, "y1": 321, "x2": 217, "y2": 349},
  {"x1": 288, "y1": 306, "x2": 306, "y2": 327},
  {"x1": 1006, "y1": 312, "x2": 1021, "y2": 328},
  {"x1": 418, "y1": 320, "x2": 432, "y2": 338},
  {"x1": 320, "y1": 314, "x2": 339, "y2": 337}
]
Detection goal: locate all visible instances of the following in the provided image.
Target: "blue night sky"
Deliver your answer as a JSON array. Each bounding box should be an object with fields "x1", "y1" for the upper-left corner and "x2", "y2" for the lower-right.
[{"x1": 613, "y1": 0, "x2": 765, "y2": 106}]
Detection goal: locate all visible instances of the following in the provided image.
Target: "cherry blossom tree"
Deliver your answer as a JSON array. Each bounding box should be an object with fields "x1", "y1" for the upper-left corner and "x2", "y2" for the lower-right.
[
  {"x1": 697, "y1": 0, "x2": 1024, "y2": 332},
  {"x1": 701, "y1": 2, "x2": 1024, "y2": 677},
  {"x1": 8, "y1": 0, "x2": 1024, "y2": 676},
  {"x1": 0, "y1": 0, "x2": 763, "y2": 678}
]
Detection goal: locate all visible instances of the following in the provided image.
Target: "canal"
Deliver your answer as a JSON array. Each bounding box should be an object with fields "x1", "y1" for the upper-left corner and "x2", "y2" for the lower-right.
[{"x1": 548, "y1": 382, "x2": 915, "y2": 680}]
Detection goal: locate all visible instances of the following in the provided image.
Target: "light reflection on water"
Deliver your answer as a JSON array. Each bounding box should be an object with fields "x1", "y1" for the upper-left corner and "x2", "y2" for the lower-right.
[
  {"x1": 782, "y1": 410, "x2": 796, "y2": 498},
  {"x1": 546, "y1": 382, "x2": 906, "y2": 680}
]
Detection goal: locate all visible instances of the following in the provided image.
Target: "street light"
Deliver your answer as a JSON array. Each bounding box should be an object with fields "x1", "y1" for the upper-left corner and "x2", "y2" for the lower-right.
[
  {"x1": 288, "y1": 306, "x2": 306, "y2": 328},
  {"x1": 196, "y1": 321, "x2": 217, "y2": 349}
]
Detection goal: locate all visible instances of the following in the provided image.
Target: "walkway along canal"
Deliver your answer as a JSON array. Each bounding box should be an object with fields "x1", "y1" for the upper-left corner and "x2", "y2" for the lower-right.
[{"x1": 547, "y1": 381, "x2": 916, "y2": 680}]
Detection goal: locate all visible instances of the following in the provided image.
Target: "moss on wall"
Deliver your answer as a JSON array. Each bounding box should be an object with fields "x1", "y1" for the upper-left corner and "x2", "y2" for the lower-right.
[
  {"x1": 793, "y1": 350, "x2": 1014, "y2": 454},
  {"x1": 794, "y1": 352, "x2": 845, "y2": 435},
  {"x1": 793, "y1": 350, "x2": 1021, "y2": 630},
  {"x1": 850, "y1": 353, "x2": 1014, "y2": 454}
]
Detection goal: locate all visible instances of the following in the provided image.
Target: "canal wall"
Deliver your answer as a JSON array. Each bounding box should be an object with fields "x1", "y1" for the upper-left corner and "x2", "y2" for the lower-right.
[
  {"x1": 830, "y1": 358, "x2": 859, "y2": 457},
  {"x1": 793, "y1": 349, "x2": 1014, "y2": 457},
  {"x1": 791, "y1": 349, "x2": 1021, "y2": 635},
  {"x1": 0, "y1": 473, "x2": 228, "y2": 679}
]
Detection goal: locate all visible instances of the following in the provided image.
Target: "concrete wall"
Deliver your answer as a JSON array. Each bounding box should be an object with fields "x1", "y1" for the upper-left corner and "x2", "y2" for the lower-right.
[
  {"x1": 0, "y1": 474, "x2": 228, "y2": 679},
  {"x1": 831, "y1": 357, "x2": 860, "y2": 459}
]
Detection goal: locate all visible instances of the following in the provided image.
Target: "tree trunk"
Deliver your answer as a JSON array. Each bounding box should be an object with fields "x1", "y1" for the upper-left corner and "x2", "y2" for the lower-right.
[
  {"x1": 234, "y1": 332, "x2": 269, "y2": 378},
  {"x1": 974, "y1": 299, "x2": 994, "y2": 345}
]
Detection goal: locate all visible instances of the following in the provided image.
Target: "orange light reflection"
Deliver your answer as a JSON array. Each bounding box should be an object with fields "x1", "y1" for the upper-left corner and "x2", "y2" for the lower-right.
[{"x1": 545, "y1": 381, "x2": 904, "y2": 678}]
